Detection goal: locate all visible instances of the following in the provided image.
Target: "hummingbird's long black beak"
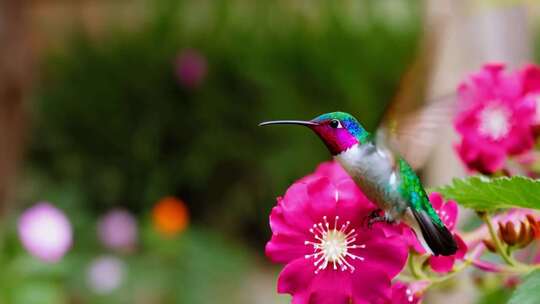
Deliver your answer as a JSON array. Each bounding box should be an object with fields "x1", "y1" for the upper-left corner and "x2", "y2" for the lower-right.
[{"x1": 258, "y1": 120, "x2": 319, "y2": 127}]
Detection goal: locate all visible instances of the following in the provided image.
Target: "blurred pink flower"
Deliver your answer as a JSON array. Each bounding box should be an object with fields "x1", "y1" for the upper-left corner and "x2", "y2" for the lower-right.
[
  {"x1": 87, "y1": 255, "x2": 125, "y2": 294},
  {"x1": 175, "y1": 48, "x2": 207, "y2": 89},
  {"x1": 521, "y1": 64, "x2": 540, "y2": 135},
  {"x1": 98, "y1": 209, "x2": 137, "y2": 253},
  {"x1": 520, "y1": 64, "x2": 540, "y2": 96},
  {"x1": 18, "y1": 202, "x2": 73, "y2": 263},
  {"x1": 381, "y1": 281, "x2": 429, "y2": 304},
  {"x1": 454, "y1": 63, "x2": 536, "y2": 174},
  {"x1": 405, "y1": 193, "x2": 467, "y2": 273},
  {"x1": 266, "y1": 161, "x2": 408, "y2": 304}
]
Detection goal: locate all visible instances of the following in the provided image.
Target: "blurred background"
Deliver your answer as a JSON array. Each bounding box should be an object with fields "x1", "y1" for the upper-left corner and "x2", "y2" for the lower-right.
[{"x1": 0, "y1": 0, "x2": 539, "y2": 303}]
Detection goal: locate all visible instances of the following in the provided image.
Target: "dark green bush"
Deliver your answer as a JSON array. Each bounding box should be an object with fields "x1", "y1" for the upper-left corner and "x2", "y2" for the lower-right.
[{"x1": 29, "y1": 0, "x2": 421, "y2": 244}]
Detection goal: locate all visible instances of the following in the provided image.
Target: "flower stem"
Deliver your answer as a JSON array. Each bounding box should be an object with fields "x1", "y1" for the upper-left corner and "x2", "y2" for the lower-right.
[{"x1": 408, "y1": 251, "x2": 427, "y2": 280}]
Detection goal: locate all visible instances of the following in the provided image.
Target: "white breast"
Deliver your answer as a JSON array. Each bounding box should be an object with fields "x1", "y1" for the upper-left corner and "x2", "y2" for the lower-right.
[{"x1": 334, "y1": 143, "x2": 398, "y2": 209}]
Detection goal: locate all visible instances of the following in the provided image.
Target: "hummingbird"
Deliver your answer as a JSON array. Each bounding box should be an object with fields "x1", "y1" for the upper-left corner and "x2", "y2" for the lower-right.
[{"x1": 259, "y1": 111, "x2": 458, "y2": 256}]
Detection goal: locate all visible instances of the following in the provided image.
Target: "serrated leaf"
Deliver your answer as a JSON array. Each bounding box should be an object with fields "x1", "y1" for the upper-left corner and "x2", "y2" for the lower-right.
[
  {"x1": 432, "y1": 176, "x2": 540, "y2": 211},
  {"x1": 508, "y1": 270, "x2": 540, "y2": 304}
]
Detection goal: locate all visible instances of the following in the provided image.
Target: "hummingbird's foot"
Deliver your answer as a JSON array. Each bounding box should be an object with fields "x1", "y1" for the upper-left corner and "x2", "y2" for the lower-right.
[{"x1": 363, "y1": 209, "x2": 395, "y2": 228}]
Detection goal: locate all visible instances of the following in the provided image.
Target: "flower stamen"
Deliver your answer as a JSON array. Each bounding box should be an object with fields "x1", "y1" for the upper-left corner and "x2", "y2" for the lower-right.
[
  {"x1": 304, "y1": 216, "x2": 365, "y2": 273},
  {"x1": 478, "y1": 104, "x2": 511, "y2": 140}
]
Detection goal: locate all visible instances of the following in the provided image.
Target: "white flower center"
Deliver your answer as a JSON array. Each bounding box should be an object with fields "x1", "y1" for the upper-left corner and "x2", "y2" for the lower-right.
[
  {"x1": 478, "y1": 104, "x2": 511, "y2": 140},
  {"x1": 304, "y1": 216, "x2": 365, "y2": 273}
]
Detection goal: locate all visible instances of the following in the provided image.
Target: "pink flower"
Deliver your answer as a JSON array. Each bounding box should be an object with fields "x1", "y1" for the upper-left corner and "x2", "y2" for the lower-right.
[
  {"x1": 174, "y1": 49, "x2": 207, "y2": 89},
  {"x1": 454, "y1": 63, "x2": 536, "y2": 174},
  {"x1": 98, "y1": 209, "x2": 138, "y2": 253},
  {"x1": 520, "y1": 64, "x2": 540, "y2": 96},
  {"x1": 521, "y1": 64, "x2": 540, "y2": 135},
  {"x1": 381, "y1": 281, "x2": 429, "y2": 304},
  {"x1": 87, "y1": 255, "x2": 126, "y2": 294},
  {"x1": 18, "y1": 202, "x2": 73, "y2": 263},
  {"x1": 405, "y1": 193, "x2": 467, "y2": 273},
  {"x1": 266, "y1": 161, "x2": 408, "y2": 304}
]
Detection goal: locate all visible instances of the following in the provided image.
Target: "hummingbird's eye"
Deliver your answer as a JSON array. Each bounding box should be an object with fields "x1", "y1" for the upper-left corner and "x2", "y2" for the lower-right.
[{"x1": 329, "y1": 119, "x2": 342, "y2": 129}]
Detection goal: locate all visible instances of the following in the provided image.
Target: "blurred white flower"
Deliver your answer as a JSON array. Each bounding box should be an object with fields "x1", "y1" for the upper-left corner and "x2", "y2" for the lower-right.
[
  {"x1": 98, "y1": 209, "x2": 137, "y2": 252},
  {"x1": 18, "y1": 202, "x2": 73, "y2": 263},
  {"x1": 87, "y1": 255, "x2": 126, "y2": 294}
]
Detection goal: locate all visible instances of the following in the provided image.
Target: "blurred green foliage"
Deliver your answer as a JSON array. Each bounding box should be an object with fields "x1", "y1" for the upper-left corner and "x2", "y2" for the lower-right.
[
  {"x1": 10, "y1": 0, "x2": 424, "y2": 302},
  {"x1": 0, "y1": 220, "x2": 250, "y2": 303},
  {"x1": 29, "y1": 0, "x2": 420, "y2": 245}
]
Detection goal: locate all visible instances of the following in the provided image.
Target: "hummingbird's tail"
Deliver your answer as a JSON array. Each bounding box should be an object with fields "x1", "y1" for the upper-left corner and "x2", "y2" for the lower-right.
[{"x1": 410, "y1": 209, "x2": 458, "y2": 256}]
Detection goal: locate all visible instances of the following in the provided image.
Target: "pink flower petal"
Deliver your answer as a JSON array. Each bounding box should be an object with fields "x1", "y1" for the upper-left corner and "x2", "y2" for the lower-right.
[
  {"x1": 277, "y1": 258, "x2": 316, "y2": 302},
  {"x1": 384, "y1": 281, "x2": 426, "y2": 304},
  {"x1": 280, "y1": 182, "x2": 315, "y2": 232},
  {"x1": 439, "y1": 200, "x2": 458, "y2": 230},
  {"x1": 306, "y1": 177, "x2": 338, "y2": 219},
  {"x1": 313, "y1": 161, "x2": 351, "y2": 181},
  {"x1": 400, "y1": 226, "x2": 426, "y2": 254},
  {"x1": 428, "y1": 193, "x2": 443, "y2": 209},
  {"x1": 521, "y1": 64, "x2": 540, "y2": 94},
  {"x1": 308, "y1": 270, "x2": 353, "y2": 304},
  {"x1": 429, "y1": 255, "x2": 455, "y2": 273},
  {"x1": 359, "y1": 227, "x2": 408, "y2": 278},
  {"x1": 268, "y1": 204, "x2": 306, "y2": 238},
  {"x1": 473, "y1": 259, "x2": 503, "y2": 272},
  {"x1": 351, "y1": 263, "x2": 393, "y2": 304},
  {"x1": 266, "y1": 233, "x2": 309, "y2": 264},
  {"x1": 428, "y1": 234, "x2": 467, "y2": 273},
  {"x1": 454, "y1": 234, "x2": 468, "y2": 259}
]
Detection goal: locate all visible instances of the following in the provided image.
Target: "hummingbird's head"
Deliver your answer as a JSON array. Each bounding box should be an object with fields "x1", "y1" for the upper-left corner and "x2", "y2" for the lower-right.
[{"x1": 259, "y1": 111, "x2": 370, "y2": 155}]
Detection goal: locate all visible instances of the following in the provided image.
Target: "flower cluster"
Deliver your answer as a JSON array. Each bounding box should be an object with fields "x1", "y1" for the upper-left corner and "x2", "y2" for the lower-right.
[
  {"x1": 17, "y1": 197, "x2": 190, "y2": 296},
  {"x1": 265, "y1": 62, "x2": 540, "y2": 304},
  {"x1": 454, "y1": 63, "x2": 540, "y2": 174}
]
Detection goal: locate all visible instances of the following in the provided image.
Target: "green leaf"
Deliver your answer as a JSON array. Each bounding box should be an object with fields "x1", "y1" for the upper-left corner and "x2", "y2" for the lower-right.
[
  {"x1": 476, "y1": 286, "x2": 511, "y2": 304},
  {"x1": 432, "y1": 176, "x2": 540, "y2": 211},
  {"x1": 508, "y1": 270, "x2": 540, "y2": 304}
]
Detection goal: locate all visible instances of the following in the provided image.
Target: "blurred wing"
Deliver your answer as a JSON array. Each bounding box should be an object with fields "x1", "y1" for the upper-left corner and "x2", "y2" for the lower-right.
[
  {"x1": 376, "y1": 94, "x2": 457, "y2": 170},
  {"x1": 374, "y1": 23, "x2": 458, "y2": 170}
]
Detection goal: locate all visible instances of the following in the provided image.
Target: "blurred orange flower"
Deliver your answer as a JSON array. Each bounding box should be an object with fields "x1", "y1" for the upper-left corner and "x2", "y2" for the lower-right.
[{"x1": 152, "y1": 196, "x2": 189, "y2": 236}]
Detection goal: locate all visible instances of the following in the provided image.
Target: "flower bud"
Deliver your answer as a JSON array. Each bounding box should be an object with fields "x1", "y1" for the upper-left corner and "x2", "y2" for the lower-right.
[
  {"x1": 526, "y1": 214, "x2": 540, "y2": 239},
  {"x1": 498, "y1": 217, "x2": 536, "y2": 248},
  {"x1": 503, "y1": 222, "x2": 518, "y2": 246},
  {"x1": 516, "y1": 221, "x2": 534, "y2": 248},
  {"x1": 482, "y1": 239, "x2": 497, "y2": 253}
]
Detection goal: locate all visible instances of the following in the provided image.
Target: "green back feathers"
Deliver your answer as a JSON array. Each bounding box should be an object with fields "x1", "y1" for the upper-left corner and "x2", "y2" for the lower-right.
[{"x1": 397, "y1": 158, "x2": 444, "y2": 228}]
